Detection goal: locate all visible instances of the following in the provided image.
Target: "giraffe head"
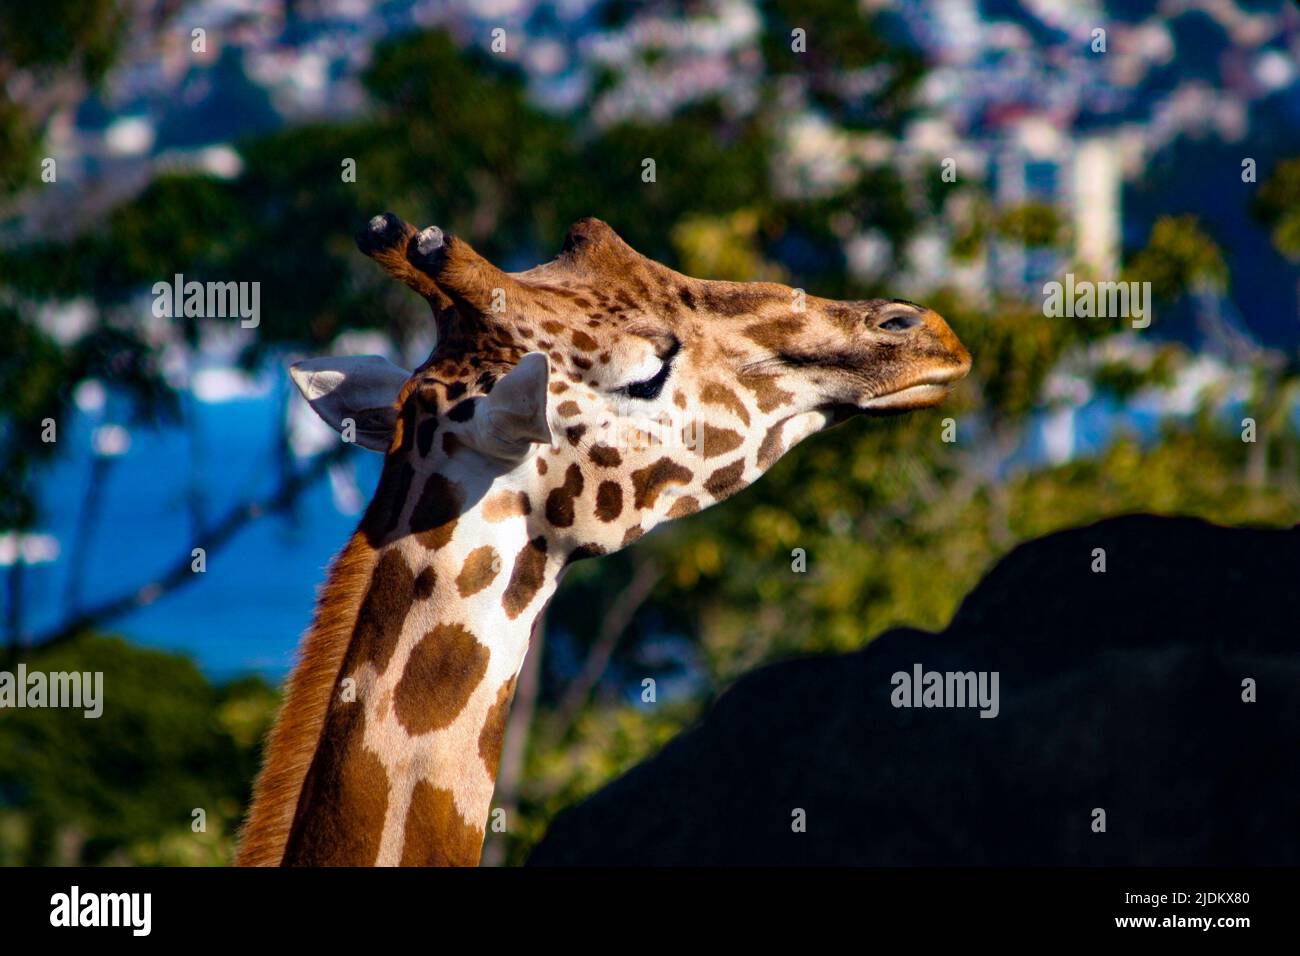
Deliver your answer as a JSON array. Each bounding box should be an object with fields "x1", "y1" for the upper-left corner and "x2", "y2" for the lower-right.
[{"x1": 292, "y1": 214, "x2": 970, "y2": 559}]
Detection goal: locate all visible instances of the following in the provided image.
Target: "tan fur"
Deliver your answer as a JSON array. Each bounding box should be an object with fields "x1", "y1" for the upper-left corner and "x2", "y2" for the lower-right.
[{"x1": 235, "y1": 531, "x2": 377, "y2": 865}]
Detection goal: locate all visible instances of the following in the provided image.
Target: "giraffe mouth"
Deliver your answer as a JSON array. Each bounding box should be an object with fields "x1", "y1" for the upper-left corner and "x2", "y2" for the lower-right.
[
  {"x1": 859, "y1": 382, "x2": 953, "y2": 414},
  {"x1": 855, "y1": 364, "x2": 966, "y2": 416},
  {"x1": 821, "y1": 378, "x2": 956, "y2": 422}
]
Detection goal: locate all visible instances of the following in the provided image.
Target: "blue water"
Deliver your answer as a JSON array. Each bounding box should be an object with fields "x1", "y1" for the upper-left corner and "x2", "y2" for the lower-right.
[{"x1": 19, "y1": 366, "x2": 380, "y2": 681}]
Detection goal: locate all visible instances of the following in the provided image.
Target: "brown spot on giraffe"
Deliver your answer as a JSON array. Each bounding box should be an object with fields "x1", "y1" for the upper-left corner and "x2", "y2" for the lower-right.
[
  {"x1": 737, "y1": 370, "x2": 795, "y2": 413},
  {"x1": 483, "y1": 490, "x2": 531, "y2": 522},
  {"x1": 361, "y1": 461, "x2": 415, "y2": 544},
  {"x1": 589, "y1": 444, "x2": 622, "y2": 468},
  {"x1": 393, "y1": 623, "x2": 490, "y2": 736},
  {"x1": 282, "y1": 708, "x2": 388, "y2": 866},
  {"x1": 447, "y1": 398, "x2": 477, "y2": 422},
  {"x1": 700, "y1": 381, "x2": 751, "y2": 425},
  {"x1": 699, "y1": 424, "x2": 744, "y2": 458},
  {"x1": 595, "y1": 481, "x2": 624, "y2": 522},
  {"x1": 456, "y1": 546, "x2": 500, "y2": 597},
  {"x1": 545, "y1": 463, "x2": 585, "y2": 528},
  {"x1": 398, "y1": 780, "x2": 485, "y2": 866},
  {"x1": 410, "y1": 473, "x2": 463, "y2": 550},
  {"x1": 503, "y1": 537, "x2": 548, "y2": 620},
  {"x1": 566, "y1": 543, "x2": 607, "y2": 564},
  {"x1": 742, "y1": 317, "x2": 805, "y2": 352},
  {"x1": 478, "y1": 677, "x2": 518, "y2": 779},
  {"x1": 757, "y1": 421, "x2": 786, "y2": 470},
  {"x1": 351, "y1": 550, "x2": 416, "y2": 672},
  {"x1": 705, "y1": 459, "x2": 748, "y2": 500},
  {"x1": 631, "y1": 457, "x2": 693, "y2": 509},
  {"x1": 416, "y1": 416, "x2": 438, "y2": 457},
  {"x1": 698, "y1": 283, "x2": 773, "y2": 316},
  {"x1": 667, "y1": 496, "x2": 700, "y2": 518},
  {"x1": 414, "y1": 567, "x2": 437, "y2": 600}
]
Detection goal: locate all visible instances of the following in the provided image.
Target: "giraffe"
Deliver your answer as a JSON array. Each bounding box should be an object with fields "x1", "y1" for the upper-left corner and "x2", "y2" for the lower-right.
[{"x1": 236, "y1": 212, "x2": 971, "y2": 866}]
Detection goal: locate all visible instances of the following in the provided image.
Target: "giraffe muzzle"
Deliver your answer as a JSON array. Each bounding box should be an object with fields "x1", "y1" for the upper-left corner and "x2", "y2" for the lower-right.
[{"x1": 852, "y1": 308, "x2": 970, "y2": 415}]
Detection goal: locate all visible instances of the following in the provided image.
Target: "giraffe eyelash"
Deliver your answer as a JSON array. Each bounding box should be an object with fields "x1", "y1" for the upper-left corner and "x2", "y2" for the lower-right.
[{"x1": 616, "y1": 338, "x2": 680, "y2": 400}]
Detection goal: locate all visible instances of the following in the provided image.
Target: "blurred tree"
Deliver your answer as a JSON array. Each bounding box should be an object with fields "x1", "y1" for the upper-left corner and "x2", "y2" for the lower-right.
[
  {"x1": 571, "y1": 103, "x2": 773, "y2": 264},
  {"x1": 0, "y1": 634, "x2": 276, "y2": 865},
  {"x1": 995, "y1": 201, "x2": 1068, "y2": 249},
  {"x1": 758, "y1": 0, "x2": 925, "y2": 131},
  {"x1": 0, "y1": 0, "x2": 132, "y2": 195},
  {"x1": 1253, "y1": 156, "x2": 1300, "y2": 263},
  {"x1": 1126, "y1": 214, "x2": 1228, "y2": 302},
  {"x1": 672, "y1": 209, "x2": 786, "y2": 282}
]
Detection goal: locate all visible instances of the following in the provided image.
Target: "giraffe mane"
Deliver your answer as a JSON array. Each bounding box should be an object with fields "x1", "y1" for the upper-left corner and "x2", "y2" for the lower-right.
[{"x1": 236, "y1": 530, "x2": 377, "y2": 865}]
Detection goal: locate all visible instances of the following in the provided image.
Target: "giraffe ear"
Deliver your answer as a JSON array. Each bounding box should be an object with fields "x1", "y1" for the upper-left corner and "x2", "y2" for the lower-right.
[
  {"x1": 465, "y1": 352, "x2": 554, "y2": 461},
  {"x1": 289, "y1": 355, "x2": 410, "y2": 452}
]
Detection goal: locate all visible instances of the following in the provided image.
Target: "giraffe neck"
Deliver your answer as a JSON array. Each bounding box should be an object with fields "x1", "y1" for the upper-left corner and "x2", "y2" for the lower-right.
[{"x1": 281, "y1": 474, "x2": 562, "y2": 867}]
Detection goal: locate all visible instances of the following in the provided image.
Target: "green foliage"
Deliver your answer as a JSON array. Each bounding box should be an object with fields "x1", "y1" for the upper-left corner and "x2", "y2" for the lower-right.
[
  {"x1": 1091, "y1": 344, "x2": 1180, "y2": 400},
  {"x1": 499, "y1": 699, "x2": 694, "y2": 865},
  {"x1": 0, "y1": 308, "x2": 68, "y2": 524},
  {"x1": 672, "y1": 209, "x2": 786, "y2": 282},
  {"x1": 1253, "y1": 156, "x2": 1300, "y2": 262},
  {"x1": 0, "y1": 301, "x2": 177, "y2": 526},
  {"x1": 948, "y1": 193, "x2": 991, "y2": 262},
  {"x1": 0, "y1": 0, "x2": 129, "y2": 195},
  {"x1": 0, "y1": 0, "x2": 127, "y2": 80},
  {"x1": 0, "y1": 635, "x2": 277, "y2": 865},
  {"x1": 946, "y1": 196, "x2": 1071, "y2": 268},
  {"x1": 576, "y1": 105, "x2": 773, "y2": 263},
  {"x1": 1126, "y1": 214, "x2": 1228, "y2": 300},
  {"x1": 941, "y1": 293, "x2": 1079, "y2": 420},
  {"x1": 0, "y1": 96, "x2": 37, "y2": 196},
  {"x1": 758, "y1": 0, "x2": 925, "y2": 129},
  {"x1": 995, "y1": 202, "x2": 1068, "y2": 248}
]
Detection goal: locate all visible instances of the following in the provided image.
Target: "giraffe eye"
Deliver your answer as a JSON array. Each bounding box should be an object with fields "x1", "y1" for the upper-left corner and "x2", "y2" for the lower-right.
[
  {"x1": 617, "y1": 339, "x2": 680, "y2": 401},
  {"x1": 620, "y1": 360, "x2": 671, "y2": 400}
]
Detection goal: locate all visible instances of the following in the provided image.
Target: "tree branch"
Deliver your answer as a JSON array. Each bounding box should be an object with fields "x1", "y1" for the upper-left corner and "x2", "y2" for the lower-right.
[
  {"x1": 546, "y1": 556, "x2": 662, "y2": 745},
  {"x1": 481, "y1": 610, "x2": 547, "y2": 867},
  {"x1": 16, "y1": 444, "x2": 350, "y2": 658}
]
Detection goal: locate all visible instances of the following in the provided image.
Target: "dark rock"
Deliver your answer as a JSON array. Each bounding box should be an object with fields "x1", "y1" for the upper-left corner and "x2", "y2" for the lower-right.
[{"x1": 529, "y1": 514, "x2": 1300, "y2": 865}]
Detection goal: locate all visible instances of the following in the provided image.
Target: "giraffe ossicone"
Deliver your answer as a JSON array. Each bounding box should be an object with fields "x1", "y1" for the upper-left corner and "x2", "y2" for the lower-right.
[
  {"x1": 238, "y1": 213, "x2": 971, "y2": 867},
  {"x1": 415, "y1": 225, "x2": 444, "y2": 257}
]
